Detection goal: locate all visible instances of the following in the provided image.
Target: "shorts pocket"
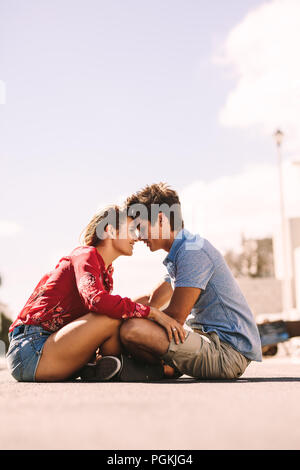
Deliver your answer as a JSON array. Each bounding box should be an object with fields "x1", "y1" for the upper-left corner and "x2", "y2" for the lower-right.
[{"x1": 6, "y1": 344, "x2": 23, "y2": 381}]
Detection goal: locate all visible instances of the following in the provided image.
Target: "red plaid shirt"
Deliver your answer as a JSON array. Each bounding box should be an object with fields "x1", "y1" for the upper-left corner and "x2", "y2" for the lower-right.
[{"x1": 9, "y1": 245, "x2": 150, "y2": 332}]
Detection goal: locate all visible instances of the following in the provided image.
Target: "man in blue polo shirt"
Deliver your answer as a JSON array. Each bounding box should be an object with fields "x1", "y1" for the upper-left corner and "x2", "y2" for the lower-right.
[{"x1": 120, "y1": 183, "x2": 262, "y2": 379}]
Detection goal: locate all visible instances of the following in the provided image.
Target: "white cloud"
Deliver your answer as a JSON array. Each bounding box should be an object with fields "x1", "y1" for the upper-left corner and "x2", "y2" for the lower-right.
[
  {"x1": 0, "y1": 220, "x2": 22, "y2": 237},
  {"x1": 181, "y1": 161, "x2": 300, "y2": 252},
  {"x1": 217, "y1": 0, "x2": 300, "y2": 152}
]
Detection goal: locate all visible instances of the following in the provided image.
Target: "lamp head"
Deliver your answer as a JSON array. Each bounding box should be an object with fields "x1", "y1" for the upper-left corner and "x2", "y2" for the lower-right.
[{"x1": 274, "y1": 129, "x2": 284, "y2": 147}]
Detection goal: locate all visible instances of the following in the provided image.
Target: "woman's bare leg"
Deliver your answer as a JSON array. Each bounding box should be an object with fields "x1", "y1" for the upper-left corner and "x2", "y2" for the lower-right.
[{"x1": 35, "y1": 313, "x2": 121, "y2": 382}]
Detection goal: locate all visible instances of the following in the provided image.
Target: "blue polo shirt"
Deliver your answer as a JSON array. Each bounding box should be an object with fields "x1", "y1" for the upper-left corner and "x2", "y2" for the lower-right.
[{"x1": 163, "y1": 229, "x2": 262, "y2": 362}]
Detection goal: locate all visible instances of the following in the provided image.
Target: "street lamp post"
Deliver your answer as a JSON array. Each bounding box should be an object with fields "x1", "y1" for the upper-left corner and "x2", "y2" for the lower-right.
[{"x1": 273, "y1": 129, "x2": 292, "y2": 316}]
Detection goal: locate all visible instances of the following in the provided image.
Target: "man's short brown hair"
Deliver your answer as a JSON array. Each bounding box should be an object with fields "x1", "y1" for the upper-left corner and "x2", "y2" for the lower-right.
[{"x1": 125, "y1": 182, "x2": 184, "y2": 231}]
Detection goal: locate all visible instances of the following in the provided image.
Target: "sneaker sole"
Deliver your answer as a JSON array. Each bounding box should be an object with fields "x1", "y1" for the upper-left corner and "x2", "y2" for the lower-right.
[
  {"x1": 80, "y1": 356, "x2": 122, "y2": 382},
  {"x1": 118, "y1": 354, "x2": 165, "y2": 382}
]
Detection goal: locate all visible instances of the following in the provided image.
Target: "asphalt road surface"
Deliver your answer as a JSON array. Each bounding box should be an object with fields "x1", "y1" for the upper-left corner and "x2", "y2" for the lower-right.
[{"x1": 1, "y1": 356, "x2": 300, "y2": 450}]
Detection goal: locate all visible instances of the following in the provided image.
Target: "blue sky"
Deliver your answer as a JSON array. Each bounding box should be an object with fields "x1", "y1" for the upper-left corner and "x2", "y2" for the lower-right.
[{"x1": 2, "y1": 0, "x2": 299, "y2": 317}]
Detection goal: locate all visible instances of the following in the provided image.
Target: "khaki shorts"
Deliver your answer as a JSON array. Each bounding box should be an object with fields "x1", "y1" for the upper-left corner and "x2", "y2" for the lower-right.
[{"x1": 162, "y1": 329, "x2": 251, "y2": 380}]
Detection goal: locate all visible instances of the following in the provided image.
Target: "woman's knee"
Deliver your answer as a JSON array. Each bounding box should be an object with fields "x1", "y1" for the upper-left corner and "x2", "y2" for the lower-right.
[{"x1": 89, "y1": 313, "x2": 121, "y2": 332}]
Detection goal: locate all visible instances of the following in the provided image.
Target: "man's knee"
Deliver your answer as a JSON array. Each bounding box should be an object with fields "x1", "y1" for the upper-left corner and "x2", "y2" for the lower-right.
[{"x1": 120, "y1": 319, "x2": 144, "y2": 346}]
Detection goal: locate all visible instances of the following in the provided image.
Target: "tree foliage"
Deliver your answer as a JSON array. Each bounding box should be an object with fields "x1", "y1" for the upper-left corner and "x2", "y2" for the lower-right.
[{"x1": 224, "y1": 236, "x2": 275, "y2": 278}]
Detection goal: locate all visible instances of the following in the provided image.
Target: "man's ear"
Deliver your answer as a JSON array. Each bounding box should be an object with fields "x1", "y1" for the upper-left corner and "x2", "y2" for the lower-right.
[
  {"x1": 159, "y1": 212, "x2": 172, "y2": 239},
  {"x1": 158, "y1": 212, "x2": 164, "y2": 226}
]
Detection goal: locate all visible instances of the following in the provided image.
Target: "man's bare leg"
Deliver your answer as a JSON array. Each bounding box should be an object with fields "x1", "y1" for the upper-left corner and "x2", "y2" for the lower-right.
[{"x1": 120, "y1": 318, "x2": 170, "y2": 361}]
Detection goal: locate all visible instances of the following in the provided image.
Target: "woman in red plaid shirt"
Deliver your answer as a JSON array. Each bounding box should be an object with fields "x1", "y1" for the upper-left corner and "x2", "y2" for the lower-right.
[{"x1": 6, "y1": 205, "x2": 184, "y2": 382}]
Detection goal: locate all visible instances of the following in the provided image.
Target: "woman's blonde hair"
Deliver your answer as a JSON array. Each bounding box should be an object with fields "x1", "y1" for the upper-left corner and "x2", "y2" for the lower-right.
[{"x1": 80, "y1": 205, "x2": 126, "y2": 246}]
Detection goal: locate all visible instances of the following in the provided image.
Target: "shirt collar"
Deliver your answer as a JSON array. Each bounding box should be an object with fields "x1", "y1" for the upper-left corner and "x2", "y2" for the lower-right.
[{"x1": 163, "y1": 228, "x2": 193, "y2": 266}]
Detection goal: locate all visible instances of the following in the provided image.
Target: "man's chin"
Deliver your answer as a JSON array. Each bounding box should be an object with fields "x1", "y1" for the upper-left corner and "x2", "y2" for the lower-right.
[{"x1": 143, "y1": 241, "x2": 157, "y2": 252}]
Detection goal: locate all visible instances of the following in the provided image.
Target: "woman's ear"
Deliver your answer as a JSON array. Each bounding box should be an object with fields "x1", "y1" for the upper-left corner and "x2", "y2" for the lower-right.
[{"x1": 106, "y1": 224, "x2": 116, "y2": 239}]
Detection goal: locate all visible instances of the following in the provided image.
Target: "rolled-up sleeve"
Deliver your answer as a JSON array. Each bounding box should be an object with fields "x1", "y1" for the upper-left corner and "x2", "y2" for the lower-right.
[
  {"x1": 163, "y1": 273, "x2": 172, "y2": 284},
  {"x1": 174, "y1": 246, "x2": 215, "y2": 291},
  {"x1": 71, "y1": 247, "x2": 150, "y2": 319}
]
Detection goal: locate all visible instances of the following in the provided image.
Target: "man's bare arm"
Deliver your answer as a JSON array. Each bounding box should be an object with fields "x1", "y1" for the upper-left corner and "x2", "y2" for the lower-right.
[
  {"x1": 163, "y1": 287, "x2": 201, "y2": 325},
  {"x1": 133, "y1": 295, "x2": 150, "y2": 305},
  {"x1": 133, "y1": 280, "x2": 173, "y2": 309}
]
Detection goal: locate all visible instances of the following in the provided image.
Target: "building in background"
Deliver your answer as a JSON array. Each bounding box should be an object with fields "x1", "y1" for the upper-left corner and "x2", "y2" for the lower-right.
[
  {"x1": 287, "y1": 218, "x2": 300, "y2": 310},
  {"x1": 225, "y1": 217, "x2": 300, "y2": 317}
]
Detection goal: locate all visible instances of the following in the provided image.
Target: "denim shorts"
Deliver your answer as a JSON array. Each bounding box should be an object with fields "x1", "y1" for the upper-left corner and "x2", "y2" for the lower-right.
[{"x1": 6, "y1": 324, "x2": 52, "y2": 382}]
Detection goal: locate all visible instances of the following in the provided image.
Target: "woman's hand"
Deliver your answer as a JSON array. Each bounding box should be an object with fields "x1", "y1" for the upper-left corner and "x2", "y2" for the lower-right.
[{"x1": 148, "y1": 307, "x2": 186, "y2": 345}]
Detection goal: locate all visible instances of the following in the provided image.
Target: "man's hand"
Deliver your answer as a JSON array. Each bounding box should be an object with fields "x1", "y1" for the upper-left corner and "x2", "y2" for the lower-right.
[
  {"x1": 133, "y1": 295, "x2": 150, "y2": 306},
  {"x1": 148, "y1": 307, "x2": 186, "y2": 344},
  {"x1": 163, "y1": 287, "x2": 201, "y2": 325}
]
